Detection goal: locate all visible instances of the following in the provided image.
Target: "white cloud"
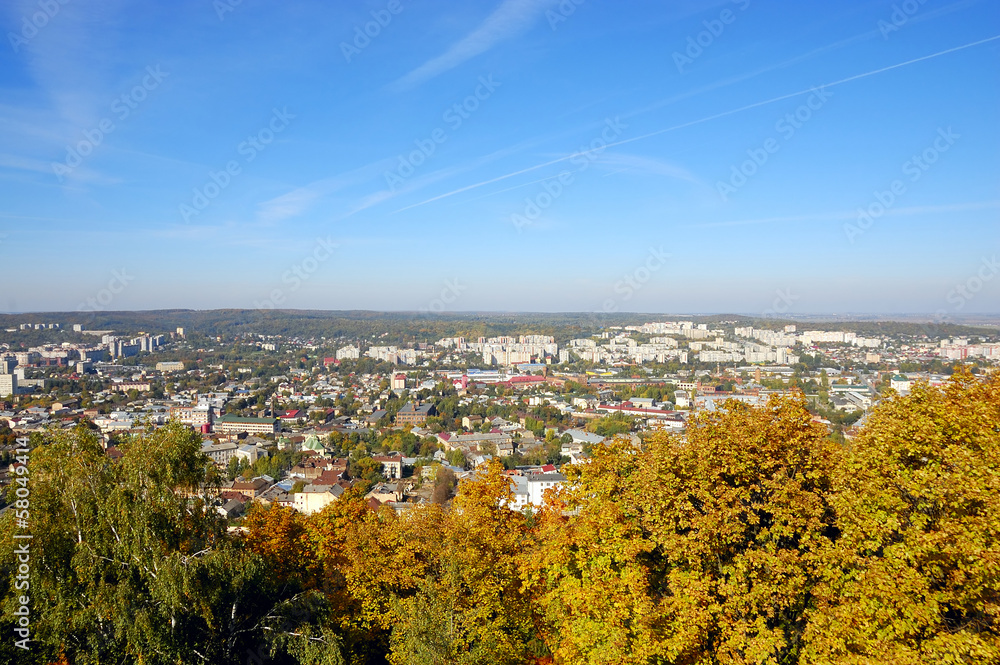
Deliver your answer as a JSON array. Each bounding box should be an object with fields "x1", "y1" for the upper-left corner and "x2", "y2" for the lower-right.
[{"x1": 390, "y1": 0, "x2": 559, "y2": 90}]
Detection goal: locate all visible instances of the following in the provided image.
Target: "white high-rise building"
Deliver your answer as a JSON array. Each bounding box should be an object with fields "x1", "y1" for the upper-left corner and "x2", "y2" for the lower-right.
[{"x1": 0, "y1": 373, "x2": 17, "y2": 398}]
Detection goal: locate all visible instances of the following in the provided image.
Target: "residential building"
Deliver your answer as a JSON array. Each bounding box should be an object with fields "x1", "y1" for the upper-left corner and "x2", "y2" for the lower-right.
[
  {"x1": 214, "y1": 415, "x2": 279, "y2": 435},
  {"x1": 235, "y1": 444, "x2": 268, "y2": 465},
  {"x1": 374, "y1": 454, "x2": 403, "y2": 479},
  {"x1": 201, "y1": 441, "x2": 239, "y2": 466},
  {"x1": 294, "y1": 483, "x2": 345, "y2": 515},
  {"x1": 509, "y1": 472, "x2": 567, "y2": 511},
  {"x1": 395, "y1": 401, "x2": 436, "y2": 426},
  {"x1": 230, "y1": 477, "x2": 271, "y2": 499},
  {"x1": 0, "y1": 374, "x2": 17, "y2": 398}
]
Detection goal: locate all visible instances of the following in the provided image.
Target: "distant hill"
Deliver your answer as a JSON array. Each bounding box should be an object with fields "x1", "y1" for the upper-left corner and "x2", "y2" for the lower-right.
[{"x1": 0, "y1": 309, "x2": 995, "y2": 344}]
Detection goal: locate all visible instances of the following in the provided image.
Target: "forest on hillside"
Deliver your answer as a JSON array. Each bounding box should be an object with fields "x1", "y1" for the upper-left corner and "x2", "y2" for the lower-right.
[
  {"x1": 1, "y1": 371, "x2": 997, "y2": 664},
  {"x1": 1, "y1": 309, "x2": 994, "y2": 345}
]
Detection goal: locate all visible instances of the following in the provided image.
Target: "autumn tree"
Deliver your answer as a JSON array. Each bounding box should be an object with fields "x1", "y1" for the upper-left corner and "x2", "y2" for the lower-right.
[
  {"x1": 242, "y1": 502, "x2": 313, "y2": 589},
  {"x1": 391, "y1": 463, "x2": 539, "y2": 665},
  {"x1": 530, "y1": 396, "x2": 841, "y2": 664},
  {"x1": 305, "y1": 487, "x2": 423, "y2": 664},
  {"x1": 803, "y1": 370, "x2": 1000, "y2": 663},
  {"x1": 432, "y1": 467, "x2": 457, "y2": 504}
]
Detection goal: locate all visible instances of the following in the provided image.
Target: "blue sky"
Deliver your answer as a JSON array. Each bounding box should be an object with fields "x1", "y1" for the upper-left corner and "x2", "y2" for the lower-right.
[{"x1": 1, "y1": 0, "x2": 998, "y2": 315}]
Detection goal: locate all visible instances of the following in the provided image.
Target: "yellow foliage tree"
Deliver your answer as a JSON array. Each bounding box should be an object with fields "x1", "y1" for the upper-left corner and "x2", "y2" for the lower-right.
[
  {"x1": 804, "y1": 370, "x2": 1000, "y2": 664},
  {"x1": 530, "y1": 396, "x2": 842, "y2": 664},
  {"x1": 390, "y1": 462, "x2": 538, "y2": 665}
]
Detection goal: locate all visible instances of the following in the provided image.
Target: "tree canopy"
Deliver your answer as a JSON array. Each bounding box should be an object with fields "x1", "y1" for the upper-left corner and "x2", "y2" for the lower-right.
[{"x1": 2, "y1": 371, "x2": 997, "y2": 664}]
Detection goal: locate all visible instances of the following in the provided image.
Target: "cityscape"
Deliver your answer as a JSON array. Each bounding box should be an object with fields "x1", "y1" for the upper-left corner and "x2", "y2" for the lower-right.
[
  {"x1": 2, "y1": 315, "x2": 999, "y2": 514},
  {"x1": 1, "y1": 0, "x2": 999, "y2": 664}
]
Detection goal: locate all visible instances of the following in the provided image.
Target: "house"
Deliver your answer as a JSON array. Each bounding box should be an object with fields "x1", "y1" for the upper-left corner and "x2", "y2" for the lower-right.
[
  {"x1": 231, "y1": 477, "x2": 271, "y2": 499},
  {"x1": 294, "y1": 483, "x2": 345, "y2": 515},
  {"x1": 257, "y1": 485, "x2": 293, "y2": 508},
  {"x1": 563, "y1": 429, "x2": 604, "y2": 446},
  {"x1": 290, "y1": 458, "x2": 328, "y2": 480},
  {"x1": 561, "y1": 441, "x2": 584, "y2": 456},
  {"x1": 301, "y1": 434, "x2": 327, "y2": 456},
  {"x1": 508, "y1": 472, "x2": 567, "y2": 512},
  {"x1": 462, "y1": 415, "x2": 483, "y2": 430},
  {"x1": 201, "y1": 441, "x2": 239, "y2": 466},
  {"x1": 890, "y1": 374, "x2": 911, "y2": 394},
  {"x1": 217, "y1": 498, "x2": 247, "y2": 519},
  {"x1": 395, "y1": 401, "x2": 436, "y2": 426},
  {"x1": 366, "y1": 481, "x2": 404, "y2": 504},
  {"x1": 436, "y1": 431, "x2": 512, "y2": 452},
  {"x1": 374, "y1": 454, "x2": 403, "y2": 479},
  {"x1": 391, "y1": 374, "x2": 407, "y2": 391},
  {"x1": 235, "y1": 443, "x2": 268, "y2": 464},
  {"x1": 366, "y1": 410, "x2": 388, "y2": 425},
  {"x1": 311, "y1": 468, "x2": 346, "y2": 486},
  {"x1": 469, "y1": 453, "x2": 494, "y2": 468}
]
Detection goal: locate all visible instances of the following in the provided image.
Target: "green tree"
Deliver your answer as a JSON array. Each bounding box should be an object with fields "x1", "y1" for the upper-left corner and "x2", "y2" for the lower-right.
[
  {"x1": 447, "y1": 449, "x2": 466, "y2": 469},
  {"x1": 0, "y1": 422, "x2": 341, "y2": 664}
]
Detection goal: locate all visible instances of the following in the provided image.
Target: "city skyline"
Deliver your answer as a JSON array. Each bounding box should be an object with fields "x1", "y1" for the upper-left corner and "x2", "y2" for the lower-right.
[{"x1": 2, "y1": 0, "x2": 998, "y2": 314}]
